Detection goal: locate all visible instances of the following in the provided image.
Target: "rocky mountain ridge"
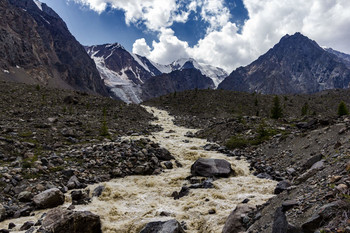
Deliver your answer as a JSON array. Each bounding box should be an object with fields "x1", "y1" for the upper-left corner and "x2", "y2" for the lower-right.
[
  {"x1": 0, "y1": 0, "x2": 109, "y2": 96},
  {"x1": 218, "y1": 32, "x2": 350, "y2": 94},
  {"x1": 85, "y1": 44, "x2": 226, "y2": 103}
]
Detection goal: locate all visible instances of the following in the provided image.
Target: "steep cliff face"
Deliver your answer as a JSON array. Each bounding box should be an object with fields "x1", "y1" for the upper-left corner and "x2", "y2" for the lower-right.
[
  {"x1": 141, "y1": 69, "x2": 215, "y2": 101},
  {"x1": 219, "y1": 33, "x2": 350, "y2": 94},
  {"x1": 0, "y1": 0, "x2": 109, "y2": 96}
]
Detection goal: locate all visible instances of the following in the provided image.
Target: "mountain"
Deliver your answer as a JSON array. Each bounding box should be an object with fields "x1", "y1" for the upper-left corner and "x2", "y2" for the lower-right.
[
  {"x1": 86, "y1": 44, "x2": 226, "y2": 103},
  {"x1": 141, "y1": 69, "x2": 215, "y2": 100},
  {"x1": 155, "y1": 58, "x2": 228, "y2": 87},
  {"x1": 85, "y1": 44, "x2": 163, "y2": 103},
  {"x1": 325, "y1": 48, "x2": 350, "y2": 69},
  {"x1": 218, "y1": 32, "x2": 350, "y2": 94},
  {"x1": 0, "y1": 0, "x2": 108, "y2": 96}
]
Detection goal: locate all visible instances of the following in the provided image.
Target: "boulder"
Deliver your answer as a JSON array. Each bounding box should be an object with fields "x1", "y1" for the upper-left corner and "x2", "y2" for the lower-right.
[
  {"x1": 222, "y1": 204, "x2": 256, "y2": 233},
  {"x1": 191, "y1": 158, "x2": 233, "y2": 177},
  {"x1": 18, "y1": 191, "x2": 33, "y2": 202},
  {"x1": 272, "y1": 207, "x2": 302, "y2": 233},
  {"x1": 33, "y1": 188, "x2": 65, "y2": 209},
  {"x1": 140, "y1": 219, "x2": 185, "y2": 233},
  {"x1": 39, "y1": 208, "x2": 101, "y2": 233},
  {"x1": 274, "y1": 180, "x2": 292, "y2": 194}
]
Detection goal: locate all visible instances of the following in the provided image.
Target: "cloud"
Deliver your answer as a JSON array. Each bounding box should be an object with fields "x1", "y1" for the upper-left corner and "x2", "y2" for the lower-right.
[{"x1": 74, "y1": 0, "x2": 350, "y2": 72}]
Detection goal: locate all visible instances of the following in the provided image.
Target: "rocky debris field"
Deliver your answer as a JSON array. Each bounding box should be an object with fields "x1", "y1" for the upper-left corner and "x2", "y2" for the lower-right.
[{"x1": 146, "y1": 89, "x2": 350, "y2": 233}]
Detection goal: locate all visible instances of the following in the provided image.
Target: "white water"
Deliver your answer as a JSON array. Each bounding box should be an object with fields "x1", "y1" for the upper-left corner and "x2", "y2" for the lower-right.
[{"x1": 0, "y1": 106, "x2": 276, "y2": 232}]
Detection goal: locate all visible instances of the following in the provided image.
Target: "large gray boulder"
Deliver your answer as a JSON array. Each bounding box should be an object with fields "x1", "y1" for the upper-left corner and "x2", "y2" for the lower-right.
[
  {"x1": 222, "y1": 204, "x2": 256, "y2": 233},
  {"x1": 191, "y1": 158, "x2": 233, "y2": 177},
  {"x1": 140, "y1": 219, "x2": 185, "y2": 233},
  {"x1": 39, "y1": 207, "x2": 102, "y2": 233},
  {"x1": 0, "y1": 203, "x2": 6, "y2": 221},
  {"x1": 33, "y1": 188, "x2": 65, "y2": 209}
]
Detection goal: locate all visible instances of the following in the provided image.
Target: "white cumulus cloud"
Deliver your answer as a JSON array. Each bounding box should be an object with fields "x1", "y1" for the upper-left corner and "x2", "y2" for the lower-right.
[{"x1": 73, "y1": 0, "x2": 350, "y2": 73}]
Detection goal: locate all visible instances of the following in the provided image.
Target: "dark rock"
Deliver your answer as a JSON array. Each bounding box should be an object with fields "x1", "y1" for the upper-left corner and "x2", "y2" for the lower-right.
[
  {"x1": 173, "y1": 186, "x2": 190, "y2": 200},
  {"x1": 274, "y1": 180, "x2": 292, "y2": 194},
  {"x1": 185, "y1": 131, "x2": 195, "y2": 138},
  {"x1": 256, "y1": 173, "x2": 273, "y2": 180},
  {"x1": 14, "y1": 206, "x2": 33, "y2": 217},
  {"x1": 39, "y1": 208, "x2": 102, "y2": 233},
  {"x1": 0, "y1": 230, "x2": 10, "y2": 233},
  {"x1": 302, "y1": 201, "x2": 340, "y2": 233},
  {"x1": 92, "y1": 185, "x2": 105, "y2": 197},
  {"x1": 8, "y1": 223, "x2": 15, "y2": 229},
  {"x1": 164, "y1": 161, "x2": 173, "y2": 169},
  {"x1": 63, "y1": 96, "x2": 79, "y2": 105},
  {"x1": 20, "y1": 221, "x2": 34, "y2": 231},
  {"x1": 222, "y1": 204, "x2": 256, "y2": 233},
  {"x1": 155, "y1": 148, "x2": 175, "y2": 161},
  {"x1": 242, "y1": 199, "x2": 250, "y2": 204},
  {"x1": 139, "y1": 219, "x2": 185, "y2": 233},
  {"x1": 208, "y1": 209, "x2": 216, "y2": 214},
  {"x1": 18, "y1": 191, "x2": 33, "y2": 202},
  {"x1": 303, "y1": 154, "x2": 323, "y2": 169},
  {"x1": 191, "y1": 158, "x2": 233, "y2": 177},
  {"x1": 67, "y1": 176, "x2": 85, "y2": 190},
  {"x1": 272, "y1": 207, "x2": 302, "y2": 233},
  {"x1": 33, "y1": 188, "x2": 65, "y2": 209},
  {"x1": 282, "y1": 200, "x2": 299, "y2": 212},
  {"x1": 71, "y1": 190, "x2": 90, "y2": 205}
]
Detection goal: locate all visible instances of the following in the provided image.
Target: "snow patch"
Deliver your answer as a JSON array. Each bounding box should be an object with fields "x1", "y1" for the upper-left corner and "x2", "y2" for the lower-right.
[
  {"x1": 3, "y1": 70, "x2": 9, "y2": 73},
  {"x1": 34, "y1": 0, "x2": 43, "y2": 11},
  {"x1": 40, "y1": 15, "x2": 50, "y2": 24}
]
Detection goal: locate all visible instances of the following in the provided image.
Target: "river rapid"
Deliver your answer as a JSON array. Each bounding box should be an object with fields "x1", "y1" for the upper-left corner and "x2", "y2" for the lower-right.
[{"x1": 0, "y1": 106, "x2": 277, "y2": 232}]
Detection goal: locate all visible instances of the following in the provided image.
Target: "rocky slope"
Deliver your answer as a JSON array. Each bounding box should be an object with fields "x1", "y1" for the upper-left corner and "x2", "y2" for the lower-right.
[
  {"x1": 325, "y1": 48, "x2": 350, "y2": 69},
  {"x1": 0, "y1": 0, "x2": 108, "y2": 96},
  {"x1": 219, "y1": 32, "x2": 350, "y2": 94},
  {"x1": 141, "y1": 69, "x2": 215, "y2": 101}
]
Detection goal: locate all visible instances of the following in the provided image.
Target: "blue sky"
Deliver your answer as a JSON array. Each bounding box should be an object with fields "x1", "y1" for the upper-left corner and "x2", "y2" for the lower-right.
[
  {"x1": 39, "y1": 0, "x2": 350, "y2": 72},
  {"x1": 40, "y1": 0, "x2": 248, "y2": 50}
]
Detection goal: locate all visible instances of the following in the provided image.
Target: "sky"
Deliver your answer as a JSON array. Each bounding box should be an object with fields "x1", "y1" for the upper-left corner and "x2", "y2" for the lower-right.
[{"x1": 40, "y1": 0, "x2": 350, "y2": 73}]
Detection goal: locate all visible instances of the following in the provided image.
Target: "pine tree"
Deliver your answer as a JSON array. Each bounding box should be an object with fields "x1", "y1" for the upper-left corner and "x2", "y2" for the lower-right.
[
  {"x1": 271, "y1": 96, "x2": 283, "y2": 119},
  {"x1": 337, "y1": 101, "x2": 349, "y2": 116},
  {"x1": 301, "y1": 102, "x2": 309, "y2": 116}
]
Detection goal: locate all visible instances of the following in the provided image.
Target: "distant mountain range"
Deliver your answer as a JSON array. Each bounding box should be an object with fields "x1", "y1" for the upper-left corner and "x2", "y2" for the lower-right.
[
  {"x1": 0, "y1": 0, "x2": 109, "y2": 96},
  {"x1": 85, "y1": 44, "x2": 225, "y2": 103},
  {"x1": 2, "y1": 0, "x2": 350, "y2": 102},
  {"x1": 218, "y1": 32, "x2": 350, "y2": 94}
]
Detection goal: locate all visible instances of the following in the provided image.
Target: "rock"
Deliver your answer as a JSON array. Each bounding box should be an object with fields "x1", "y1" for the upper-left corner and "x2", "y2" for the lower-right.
[
  {"x1": 92, "y1": 186, "x2": 105, "y2": 197},
  {"x1": 185, "y1": 131, "x2": 195, "y2": 138},
  {"x1": 0, "y1": 204, "x2": 5, "y2": 221},
  {"x1": 256, "y1": 173, "x2": 273, "y2": 180},
  {"x1": 302, "y1": 201, "x2": 340, "y2": 233},
  {"x1": 303, "y1": 154, "x2": 323, "y2": 169},
  {"x1": 63, "y1": 96, "x2": 79, "y2": 105},
  {"x1": 191, "y1": 158, "x2": 233, "y2": 177},
  {"x1": 222, "y1": 204, "x2": 256, "y2": 233},
  {"x1": 164, "y1": 161, "x2": 173, "y2": 169},
  {"x1": 33, "y1": 188, "x2": 65, "y2": 209},
  {"x1": 18, "y1": 191, "x2": 32, "y2": 202},
  {"x1": 296, "y1": 161, "x2": 324, "y2": 184},
  {"x1": 274, "y1": 180, "x2": 292, "y2": 194},
  {"x1": 208, "y1": 209, "x2": 216, "y2": 214},
  {"x1": 140, "y1": 219, "x2": 185, "y2": 233},
  {"x1": 20, "y1": 221, "x2": 34, "y2": 231},
  {"x1": 272, "y1": 207, "x2": 302, "y2": 233},
  {"x1": 173, "y1": 186, "x2": 190, "y2": 200},
  {"x1": 286, "y1": 168, "x2": 296, "y2": 176},
  {"x1": 8, "y1": 223, "x2": 15, "y2": 229},
  {"x1": 39, "y1": 208, "x2": 101, "y2": 233},
  {"x1": 0, "y1": 230, "x2": 10, "y2": 233},
  {"x1": 329, "y1": 175, "x2": 342, "y2": 183},
  {"x1": 336, "y1": 184, "x2": 348, "y2": 193},
  {"x1": 71, "y1": 190, "x2": 90, "y2": 205},
  {"x1": 282, "y1": 200, "x2": 299, "y2": 212},
  {"x1": 189, "y1": 178, "x2": 214, "y2": 189},
  {"x1": 155, "y1": 148, "x2": 175, "y2": 161},
  {"x1": 67, "y1": 176, "x2": 85, "y2": 190}
]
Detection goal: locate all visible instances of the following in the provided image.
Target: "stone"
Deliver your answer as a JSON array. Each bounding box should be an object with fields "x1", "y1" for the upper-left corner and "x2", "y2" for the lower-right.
[
  {"x1": 140, "y1": 219, "x2": 185, "y2": 233},
  {"x1": 67, "y1": 176, "x2": 84, "y2": 190},
  {"x1": 296, "y1": 161, "x2": 324, "y2": 184},
  {"x1": 257, "y1": 173, "x2": 273, "y2": 180},
  {"x1": 336, "y1": 184, "x2": 348, "y2": 193},
  {"x1": 71, "y1": 190, "x2": 90, "y2": 205},
  {"x1": 18, "y1": 191, "x2": 32, "y2": 202},
  {"x1": 282, "y1": 200, "x2": 299, "y2": 212},
  {"x1": 40, "y1": 208, "x2": 101, "y2": 233},
  {"x1": 20, "y1": 221, "x2": 34, "y2": 231},
  {"x1": 222, "y1": 204, "x2": 256, "y2": 233},
  {"x1": 92, "y1": 186, "x2": 105, "y2": 197},
  {"x1": 164, "y1": 161, "x2": 173, "y2": 169},
  {"x1": 8, "y1": 223, "x2": 15, "y2": 229},
  {"x1": 173, "y1": 187, "x2": 190, "y2": 200},
  {"x1": 303, "y1": 154, "x2": 323, "y2": 169},
  {"x1": 274, "y1": 180, "x2": 292, "y2": 194},
  {"x1": 33, "y1": 188, "x2": 65, "y2": 209},
  {"x1": 272, "y1": 207, "x2": 302, "y2": 233},
  {"x1": 185, "y1": 131, "x2": 195, "y2": 138},
  {"x1": 329, "y1": 175, "x2": 342, "y2": 183},
  {"x1": 191, "y1": 158, "x2": 233, "y2": 177}
]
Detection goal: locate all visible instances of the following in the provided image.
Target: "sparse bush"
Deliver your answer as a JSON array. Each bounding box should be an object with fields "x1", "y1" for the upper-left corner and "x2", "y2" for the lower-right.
[
  {"x1": 100, "y1": 107, "x2": 109, "y2": 136},
  {"x1": 301, "y1": 102, "x2": 309, "y2": 116},
  {"x1": 337, "y1": 101, "x2": 349, "y2": 116},
  {"x1": 271, "y1": 96, "x2": 283, "y2": 119},
  {"x1": 226, "y1": 135, "x2": 250, "y2": 149}
]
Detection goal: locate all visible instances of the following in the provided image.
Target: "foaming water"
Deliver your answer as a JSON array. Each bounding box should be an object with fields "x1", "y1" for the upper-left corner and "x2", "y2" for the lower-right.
[{"x1": 0, "y1": 106, "x2": 277, "y2": 232}]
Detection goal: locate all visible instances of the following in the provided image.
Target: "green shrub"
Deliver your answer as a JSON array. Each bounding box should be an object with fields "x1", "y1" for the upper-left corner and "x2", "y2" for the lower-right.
[
  {"x1": 225, "y1": 136, "x2": 250, "y2": 149},
  {"x1": 271, "y1": 96, "x2": 283, "y2": 119},
  {"x1": 337, "y1": 101, "x2": 349, "y2": 116},
  {"x1": 301, "y1": 102, "x2": 309, "y2": 116}
]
